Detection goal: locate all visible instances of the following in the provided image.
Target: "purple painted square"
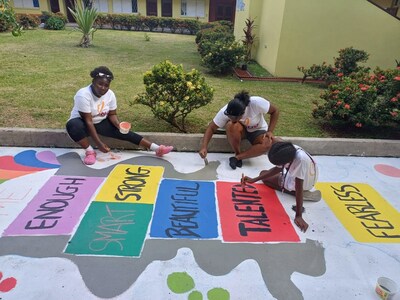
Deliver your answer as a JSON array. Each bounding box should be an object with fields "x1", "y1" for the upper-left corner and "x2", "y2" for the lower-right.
[{"x1": 3, "y1": 176, "x2": 104, "y2": 236}]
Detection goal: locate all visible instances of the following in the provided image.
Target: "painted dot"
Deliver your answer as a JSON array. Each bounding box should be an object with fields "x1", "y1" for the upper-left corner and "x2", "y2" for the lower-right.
[
  {"x1": 188, "y1": 290, "x2": 203, "y2": 300},
  {"x1": 207, "y1": 287, "x2": 230, "y2": 300},
  {"x1": 167, "y1": 272, "x2": 195, "y2": 294},
  {"x1": 374, "y1": 164, "x2": 400, "y2": 178}
]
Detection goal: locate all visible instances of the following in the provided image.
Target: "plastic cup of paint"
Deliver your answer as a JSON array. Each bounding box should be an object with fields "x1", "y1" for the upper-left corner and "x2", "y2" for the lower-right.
[
  {"x1": 119, "y1": 122, "x2": 131, "y2": 134},
  {"x1": 375, "y1": 277, "x2": 398, "y2": 300}
]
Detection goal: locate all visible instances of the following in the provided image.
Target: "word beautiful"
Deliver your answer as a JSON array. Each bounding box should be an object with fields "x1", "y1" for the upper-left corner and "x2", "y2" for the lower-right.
[
  {"x1": 166, "y1": 182, "x2": 201, "y2": 238},
  {"x1": 332, "y1": 184, "x2": 399, "y2": 238}
]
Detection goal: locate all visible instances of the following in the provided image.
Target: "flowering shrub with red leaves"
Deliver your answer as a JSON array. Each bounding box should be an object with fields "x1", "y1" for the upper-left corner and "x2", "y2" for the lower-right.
[
  {"x1": 312, "y1": 67, "x2": 400, "y2": 128},
  {"x1": 298, "y1": 47, "x2": 369, "y2": 85}
]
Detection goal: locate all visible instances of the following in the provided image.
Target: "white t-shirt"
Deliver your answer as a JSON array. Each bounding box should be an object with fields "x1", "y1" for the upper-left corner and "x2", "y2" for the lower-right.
[
  {"x1": 282, "y1": 145, "x2": 318, "y2": 191},
  {"x1": 213, "y1": 96, "x2": 271, "y2": 132},
  {"x1": 68, "y1": 85, "x2": 117, "y2": 124}
]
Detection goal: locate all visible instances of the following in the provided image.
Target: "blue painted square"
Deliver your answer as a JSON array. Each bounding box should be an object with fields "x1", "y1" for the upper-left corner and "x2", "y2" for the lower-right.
[{"x1": 150, "y1": 179, "x2": 218, "y2": 239}]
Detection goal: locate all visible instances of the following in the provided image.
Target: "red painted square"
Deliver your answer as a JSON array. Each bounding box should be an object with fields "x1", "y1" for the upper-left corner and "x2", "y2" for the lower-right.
[{"x1": 217, "y1": 182, "x2": 299, "y2": 242}]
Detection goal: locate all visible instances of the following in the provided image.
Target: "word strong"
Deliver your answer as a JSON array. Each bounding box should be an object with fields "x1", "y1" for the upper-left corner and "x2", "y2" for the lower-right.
[
  {"x1": 231, "y1": 184, "x2": 271, "y2": 236},
  {"x1": 96, "y1": 164, "x2": 164, "y2": 204},
  {"x1": 115, "y1": 167, "x2": 151, "y2": 201}
]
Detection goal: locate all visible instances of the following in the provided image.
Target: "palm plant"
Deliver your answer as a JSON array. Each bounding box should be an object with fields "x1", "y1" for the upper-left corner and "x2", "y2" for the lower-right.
[{"x1": 68, "y1": 0, "x2": 98, "y2": 47}]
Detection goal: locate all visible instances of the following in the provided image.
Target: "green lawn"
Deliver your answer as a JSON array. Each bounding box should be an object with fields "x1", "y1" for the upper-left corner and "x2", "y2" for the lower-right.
[{"x1": 0, "y1": 28, "x2": 390, "y2": 138}]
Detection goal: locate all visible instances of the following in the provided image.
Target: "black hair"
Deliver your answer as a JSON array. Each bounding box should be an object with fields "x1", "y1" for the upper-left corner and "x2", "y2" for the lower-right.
[
  {"x1": 90, "y1": 66, "x2": 114, "y2": 81},
  {"x1": 234, "y1": 90, "x2": 250, "y2": 106},
  {"x1": 224, "y1": 90, "x2": 251, "y2": 116},
  {"x1": 268, "y1": 142, "x2": 296, "y2": 165}
]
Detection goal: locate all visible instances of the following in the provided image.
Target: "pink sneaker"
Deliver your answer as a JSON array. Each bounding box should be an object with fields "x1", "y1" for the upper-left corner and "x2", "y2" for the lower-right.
[
  {"x1": 83, "y1": 150, "x2": 96, "y2": 165},
  {"x1": 155, "y1": 145, "x2": 173, "y2": 157}
]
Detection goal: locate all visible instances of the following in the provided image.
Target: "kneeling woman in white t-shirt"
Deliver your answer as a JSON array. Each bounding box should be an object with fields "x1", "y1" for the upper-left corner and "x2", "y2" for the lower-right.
[
  {"x1": 66, "y1": 66, "x2": 173, "y2": 165},
  {"x1": 242, "y1": 141, "x2": 320, "y2": 232}
]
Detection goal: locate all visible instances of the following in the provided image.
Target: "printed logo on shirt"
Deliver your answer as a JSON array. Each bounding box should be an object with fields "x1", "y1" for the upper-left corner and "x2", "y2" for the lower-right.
[{"x1": 97, "y1": 101, "x2": 108, "y2": 117}]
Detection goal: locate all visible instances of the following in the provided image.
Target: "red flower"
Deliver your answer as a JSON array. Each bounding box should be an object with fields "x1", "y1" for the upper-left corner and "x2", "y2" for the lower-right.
[
  {"x1": 395, "y1": 76, "x2": 400, "y2": 81},
  {"x1": 390, "y1": 111, "x2": 398, "y2": 117},
  {"x1": 379, "y1": 75, "x2": 386, "y2": 80},
  {"x1": 355, "y1": 122, "x2": 362, "y2": 128},
  {"x1": 360, "y1": 85, "x2": 370, "y2": 91},
  {"x1": 336, "y1": 101, "x2": 342, "y2": 106},
  {"x1": 338, "y1": 73, "x2": 344, "y2": 77},
  {"x1": 333, "y1": 89, "x2": 340, "y2": 94},
  {"x1": 344, "y1": 104, "x2": 350, "y2": 109},
  {"x1": 391, "y1": 97, "x2": 398, "y2": 102}
]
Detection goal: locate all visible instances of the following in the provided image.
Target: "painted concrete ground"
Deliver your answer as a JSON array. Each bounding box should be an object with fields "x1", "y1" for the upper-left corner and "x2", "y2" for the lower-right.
[{"x1": 0, "y1": 146, "x2": 399, "y2": 300}]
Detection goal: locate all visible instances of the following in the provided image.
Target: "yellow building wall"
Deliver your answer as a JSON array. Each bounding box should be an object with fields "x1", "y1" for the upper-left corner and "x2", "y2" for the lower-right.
[
  {"x1": 12, "y1": 0, "x2": 49, "y2": 14},
  {"x1": 236, "y1": 0, "x2": 400, "y2": 77},
  {"x1": 234, "y1": 0, "x2": 286, "y2": 75},
  {"x1": 136, "y1": 0, "x2": 209, "y2": 21}
]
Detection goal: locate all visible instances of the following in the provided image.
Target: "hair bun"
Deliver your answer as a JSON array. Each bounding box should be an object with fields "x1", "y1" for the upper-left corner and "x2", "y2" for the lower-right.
[{"x1": 268, "y1": 142, "x2": 296, "y2": 165}]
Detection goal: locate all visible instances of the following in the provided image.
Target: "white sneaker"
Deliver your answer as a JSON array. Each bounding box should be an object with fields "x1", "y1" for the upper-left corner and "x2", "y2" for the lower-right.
[{"x1": 303, "y1": 190, "x2": 322, "y2": 202}]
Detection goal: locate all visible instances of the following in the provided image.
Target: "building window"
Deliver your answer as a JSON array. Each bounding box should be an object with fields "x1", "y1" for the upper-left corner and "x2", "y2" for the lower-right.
[
  {"x1": 132, "y1": 0, "x2": 138, "y2": 12},
  {"x1": 92, "y1": 0, "x2": 108, "y2": 13},
  {"x1": 181, "y1": 0, "x2": 205, "y2": 17},
  {"x1": 13, "y1": 0, "x2": 39, "y2": 8}
]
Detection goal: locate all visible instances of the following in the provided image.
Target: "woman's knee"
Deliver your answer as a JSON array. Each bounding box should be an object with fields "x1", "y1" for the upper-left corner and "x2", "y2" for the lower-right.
[{"x1": 66, "y1": 118, "x2": 87, "y2": 141}]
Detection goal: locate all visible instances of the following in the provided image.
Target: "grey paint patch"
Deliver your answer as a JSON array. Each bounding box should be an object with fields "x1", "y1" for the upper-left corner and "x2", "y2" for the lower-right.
[
  {"x1": 0, "y1": 152, "x2": 326, "y2": 300},
  {"x1": 55, "y1": 152, "x2": 220, "y2": 180},
  {"x1": 0, "y1": 236, "x2": 325, "y2": 300}
]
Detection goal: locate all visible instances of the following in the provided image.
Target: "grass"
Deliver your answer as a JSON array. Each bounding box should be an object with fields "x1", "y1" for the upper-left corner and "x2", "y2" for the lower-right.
[{"x1": 0, "y1": 28, "x2": 396, "y2": 139}]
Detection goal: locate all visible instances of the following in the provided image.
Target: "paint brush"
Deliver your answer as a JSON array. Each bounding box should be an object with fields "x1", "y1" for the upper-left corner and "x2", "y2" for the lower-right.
[
  {"x1": 204, "y1": 157, "x2": 208, "y2": 166},
  {"x1": 241, "y1": 173, "x2": 246, "y2": 192}
]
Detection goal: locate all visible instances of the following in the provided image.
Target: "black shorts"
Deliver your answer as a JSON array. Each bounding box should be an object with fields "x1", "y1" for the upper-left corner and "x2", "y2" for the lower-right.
[
  {"x1": 245, "y1": 129, "x2": 267, "y2": 144},
  {"x1": 66, "y1": 117, "x2": 143, "y2": 145}
]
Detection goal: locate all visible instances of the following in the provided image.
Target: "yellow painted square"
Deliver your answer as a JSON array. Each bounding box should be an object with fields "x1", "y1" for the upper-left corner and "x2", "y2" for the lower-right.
[
  {"x1": 316, "y1": 183, "x2": 400, "y2": 243},
  {"x1": 95, "y1": 164, "x2": 164, "y2": 204}
]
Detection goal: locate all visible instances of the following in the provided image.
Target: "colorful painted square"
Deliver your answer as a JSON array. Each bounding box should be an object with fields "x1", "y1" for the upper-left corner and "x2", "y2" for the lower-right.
[
  {"x1": 65, "y1": 201, "x2": 153, "y2": 257},
  {"x1": 316, "y1": 183, "x2": 400, "y2": 242},
  {"x1": 95, "y1": 164, "x2": 164, "y2": 204},
  {"x1": 3, "y1": 176, "x2": 103, "y2": 236},
  {"x1": 150, "y1": 179, "x2": 218, "y2": 239},
  {"x1": 217, "y1": 182, "x2": 299, "y2": 242}
]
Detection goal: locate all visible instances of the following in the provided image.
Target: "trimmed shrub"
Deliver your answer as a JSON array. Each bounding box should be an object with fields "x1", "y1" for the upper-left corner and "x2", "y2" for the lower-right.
[
  {"x1": 201, "y1": 40, "x2": 245, "y2": 74},
  {"x1": 312, "y1": 67, "x2": 400, "y2": 128},
  {"x1": 132, "y1": 60, "x2": 214, "y2": 132},
  {"x1": 94, "y1": 13, "x2": 108, "y2": 28},
  {"x1": 16, "y1": 13, "x2": 40, "y2": 29},
  {"x1": 45, "y1": 16, "x2": 65, "y2": 30},
  {"x1": 298, "y1": 47, "x2": 370, "y2": 84},
  {"x1": 44, "y1": 12, "x2": 67, "y2": 30}
]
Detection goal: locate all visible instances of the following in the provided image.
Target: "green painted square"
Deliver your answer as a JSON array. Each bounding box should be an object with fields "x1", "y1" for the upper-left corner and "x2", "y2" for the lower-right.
[{"x1": 65, "y1": 201, "x2": 153, "y2": 257}]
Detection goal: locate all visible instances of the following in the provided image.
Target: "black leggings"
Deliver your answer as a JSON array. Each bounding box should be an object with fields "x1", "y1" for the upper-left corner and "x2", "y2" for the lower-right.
[{"x1": 66, "y1": 118, "x2": 143, "y2": 145}]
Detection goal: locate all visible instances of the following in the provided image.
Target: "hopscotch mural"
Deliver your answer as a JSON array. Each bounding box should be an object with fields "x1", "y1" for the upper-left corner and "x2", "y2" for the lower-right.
[{"x1": 0, "y1": 148, "x2": 399, "y2": 300}]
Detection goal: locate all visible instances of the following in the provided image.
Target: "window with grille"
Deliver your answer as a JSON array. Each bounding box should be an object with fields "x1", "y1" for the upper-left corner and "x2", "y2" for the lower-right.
[{"x1": 181, "y1": 0, "x2": 205, "y2": 17}]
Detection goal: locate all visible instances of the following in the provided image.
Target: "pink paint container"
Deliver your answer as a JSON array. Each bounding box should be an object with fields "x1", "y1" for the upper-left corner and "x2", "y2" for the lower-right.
[
  {"x1": 375, "y1": 277, "x2": 398, "y2": 300},
  {"x1": 119, "y1": 122, "x2": 131, "y2": 134}
]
